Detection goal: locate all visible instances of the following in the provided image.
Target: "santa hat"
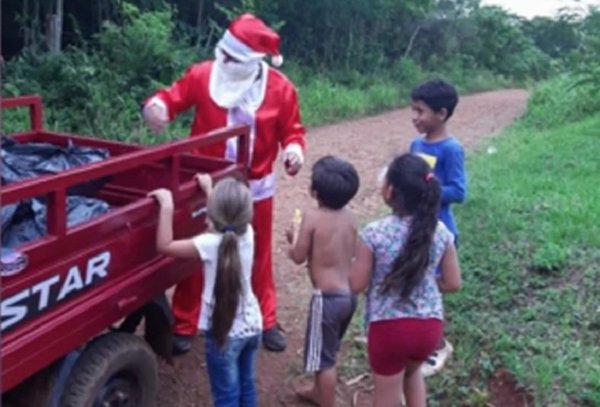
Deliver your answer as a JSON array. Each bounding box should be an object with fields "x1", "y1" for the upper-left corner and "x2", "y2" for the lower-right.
[{"x1": 218, "y1": 13, "x2": 284, "y2": 67}]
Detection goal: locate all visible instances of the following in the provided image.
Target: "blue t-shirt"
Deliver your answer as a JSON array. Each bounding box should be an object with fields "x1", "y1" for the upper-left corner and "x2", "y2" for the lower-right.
[{"x1": 410, "y1": 136, "x2": 467, "y2": 238}]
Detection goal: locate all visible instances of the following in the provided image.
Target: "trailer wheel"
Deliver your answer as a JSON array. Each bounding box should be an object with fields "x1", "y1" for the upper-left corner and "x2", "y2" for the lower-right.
[{"x1": 59, "y1": 332, "x2": 157, "y2": 407}]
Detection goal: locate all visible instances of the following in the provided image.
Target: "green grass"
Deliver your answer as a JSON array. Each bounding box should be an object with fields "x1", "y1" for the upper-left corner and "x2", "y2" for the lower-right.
[
  {"x1": 294, "y1": 62, "x2": 511, "y2": 127},
  {"x1": 522, "y1": 75, "x2": 600, "y2": 130},
  {"x1": 298, "y1": 77, "x2": 402, "y2": 126},
  {"x1": 440, "y1": 115, "x2": 600, "y2": 406},
  {"x1": 342, "y1": 114, "x2": 600, "y2": 406}
]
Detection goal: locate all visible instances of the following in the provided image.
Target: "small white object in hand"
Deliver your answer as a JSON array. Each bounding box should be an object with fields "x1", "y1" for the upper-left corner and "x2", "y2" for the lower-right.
[{"x1": 487, "y1": 146, "x2": 498, "y2": 155}]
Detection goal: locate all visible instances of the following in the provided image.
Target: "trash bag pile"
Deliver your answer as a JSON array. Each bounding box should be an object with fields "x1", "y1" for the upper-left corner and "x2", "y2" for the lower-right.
[{"x1": 1, "y1": 138, "x2": 112, "y2": 248}]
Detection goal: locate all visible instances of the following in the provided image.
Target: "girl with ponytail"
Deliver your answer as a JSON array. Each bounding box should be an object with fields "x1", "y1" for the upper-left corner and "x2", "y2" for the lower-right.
[
  {"x1": 149, "y1": 174, "x2": 260, "y2": 407},
  {"x1": 351, "y1": 154, "x2": 462, "y2": 407}
]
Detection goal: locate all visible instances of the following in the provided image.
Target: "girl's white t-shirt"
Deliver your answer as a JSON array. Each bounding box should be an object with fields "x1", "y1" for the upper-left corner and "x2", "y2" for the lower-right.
[{"x1": 193, "y1": 225, "x2": 262, "y2": 338}]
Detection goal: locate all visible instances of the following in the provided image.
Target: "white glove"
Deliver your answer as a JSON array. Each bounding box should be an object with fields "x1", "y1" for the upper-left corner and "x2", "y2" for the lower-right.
[
  {"x1": 283, "y1": 143, "x2": 304, "y2": 176},
  {"x1": 143, "y1": 98, "x2": 168, "y2": 134}
]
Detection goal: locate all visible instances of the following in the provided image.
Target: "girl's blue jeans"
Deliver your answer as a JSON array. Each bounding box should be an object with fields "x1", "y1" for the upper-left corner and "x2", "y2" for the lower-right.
[{"x1": 204, "y1": 333, "x2": 261, "y2": 407}]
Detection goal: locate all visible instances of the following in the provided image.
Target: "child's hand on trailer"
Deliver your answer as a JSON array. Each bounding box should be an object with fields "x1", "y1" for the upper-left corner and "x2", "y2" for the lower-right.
[
  {"x1": 148, "y1": 188, "x2": 175, "y2": 212},
  {"x1": 195, "y1": 173, "x2": 213, "y2": 196}
]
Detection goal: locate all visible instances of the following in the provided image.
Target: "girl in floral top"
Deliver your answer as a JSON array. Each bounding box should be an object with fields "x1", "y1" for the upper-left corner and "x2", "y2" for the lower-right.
[{"x1": 351, "y1": 154, "x2": 462, "y2": 407}]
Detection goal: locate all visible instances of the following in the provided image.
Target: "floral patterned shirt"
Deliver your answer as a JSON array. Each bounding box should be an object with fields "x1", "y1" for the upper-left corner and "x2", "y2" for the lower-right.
[{"x1": 360, "y1": 215, "x2": 453, "y2": 325}]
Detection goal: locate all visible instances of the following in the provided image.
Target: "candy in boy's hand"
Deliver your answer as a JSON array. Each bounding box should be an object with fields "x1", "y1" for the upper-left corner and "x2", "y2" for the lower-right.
[{"x1": 293, "y1": 209, "x2": 302, "y2": 225}]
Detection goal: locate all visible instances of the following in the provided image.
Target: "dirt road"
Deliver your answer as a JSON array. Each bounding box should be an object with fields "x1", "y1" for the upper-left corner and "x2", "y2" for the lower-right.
[{"x1": 157, "y1": 89, "x2": 530, "y2": 406}]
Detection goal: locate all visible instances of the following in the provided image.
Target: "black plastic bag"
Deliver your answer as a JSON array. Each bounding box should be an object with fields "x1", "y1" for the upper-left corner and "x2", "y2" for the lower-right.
[
  {"x1": 1, "y1": 196, "x2": 110, "y2": 248},
  {"x1": 1, "y1": 201, "x2": 43, "y2": 248},
  {"x1": 1, "y1": 138, "x2": 109, "y2": 183},
  {"x1": 1, "y1": 138, "x2": 111, "y2": 248}
]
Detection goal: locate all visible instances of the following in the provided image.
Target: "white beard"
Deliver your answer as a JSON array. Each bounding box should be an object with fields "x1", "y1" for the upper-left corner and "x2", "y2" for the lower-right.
[{"x1": 209, "y1": 48, "x2": 262, "y2": 109}]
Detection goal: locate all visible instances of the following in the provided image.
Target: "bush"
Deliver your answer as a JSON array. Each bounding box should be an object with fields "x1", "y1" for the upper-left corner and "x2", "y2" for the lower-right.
[
  {"x1": 3, "y1": 5, "x2": 195, "y2": 142},
  {"x1": 522, "y1": 75, "x2": 600, "y2": 129}
]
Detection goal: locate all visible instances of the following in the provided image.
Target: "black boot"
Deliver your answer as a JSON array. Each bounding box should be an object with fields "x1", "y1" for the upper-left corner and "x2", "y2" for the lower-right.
[
  {"x1": 172, "y1": 334, "x2": 193, "y2": 355},
  {"x1": 262, "y1": 325, "x2": 287, "y2": 352}
]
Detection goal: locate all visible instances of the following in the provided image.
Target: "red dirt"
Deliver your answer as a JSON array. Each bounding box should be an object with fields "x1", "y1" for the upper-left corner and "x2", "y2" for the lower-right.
[
  {"x1": 488, "y1": 369, "x2": 535, "y2": 407},
  {"x1": 157, "y1": 89, "x2": 530, "y2": 406}
]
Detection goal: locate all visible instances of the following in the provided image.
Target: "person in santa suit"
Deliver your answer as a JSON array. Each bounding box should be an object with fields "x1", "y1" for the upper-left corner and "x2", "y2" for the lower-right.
[{"x1": 143, "y1": 13, "x2": 306, "y2": 353}]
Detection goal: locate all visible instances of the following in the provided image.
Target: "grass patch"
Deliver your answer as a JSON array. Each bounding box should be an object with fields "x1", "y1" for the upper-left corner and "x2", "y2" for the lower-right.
[
  {"x1": 297, "y1": 76, "x2": 402, "y2": 126},
  {"x1": 342, "y1": 114, "x2": 600, "y2": 406},
  {"x1": 442, "y1": 115, "x2": 600, "y2": 406},
  {"x1": 521, "y1": 75, "x2": 600, "y2": 130},
  {"x1": 294, "y1": 60, "x2": 512, "y2": 127}
]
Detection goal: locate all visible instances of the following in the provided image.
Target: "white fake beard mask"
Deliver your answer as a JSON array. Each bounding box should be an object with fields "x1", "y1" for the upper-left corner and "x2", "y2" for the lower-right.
[{"x1": 209, "y1": 48, "x2": 262, "y2": 109}]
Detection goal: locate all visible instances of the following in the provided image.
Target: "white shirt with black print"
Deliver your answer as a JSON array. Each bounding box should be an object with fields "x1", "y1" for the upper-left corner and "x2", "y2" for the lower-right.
[{"x1": 193, "y1": 225, "x2": 262, "y2": 338}]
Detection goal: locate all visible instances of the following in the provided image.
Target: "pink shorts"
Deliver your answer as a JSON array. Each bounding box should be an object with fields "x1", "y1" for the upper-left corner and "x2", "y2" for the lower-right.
[{"x1": 368, "y1": 318, "x2": 443, "y2": 376}]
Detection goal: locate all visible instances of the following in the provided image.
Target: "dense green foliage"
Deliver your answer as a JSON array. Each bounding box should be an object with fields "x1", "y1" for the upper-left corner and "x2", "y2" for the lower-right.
[{"x1": 2, "y1": 1, "x2": 598, "y2": 140}]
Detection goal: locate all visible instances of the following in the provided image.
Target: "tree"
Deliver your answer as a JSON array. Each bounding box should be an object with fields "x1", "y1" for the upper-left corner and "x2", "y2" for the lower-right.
[
  {"x1": 47, "y1": 0, "x2": 65, "y2": 54},
  {"x1": 523, "y1": 14, "x2": 581, "y2": 59},
  {"x1": 573, "y1": 7, "x2": 600, "y2": 91}
]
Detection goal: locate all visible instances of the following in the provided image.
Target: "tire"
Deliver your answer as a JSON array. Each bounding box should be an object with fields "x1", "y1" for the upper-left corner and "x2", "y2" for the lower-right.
[{"x1": 59, "y1": 332, "x2": 157, "y2": 407}]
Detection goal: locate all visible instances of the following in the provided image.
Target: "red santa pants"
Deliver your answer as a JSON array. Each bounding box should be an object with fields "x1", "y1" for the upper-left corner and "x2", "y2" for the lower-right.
[{"x1": 171, "y1": 197, "x2": 277, "y2": 335}]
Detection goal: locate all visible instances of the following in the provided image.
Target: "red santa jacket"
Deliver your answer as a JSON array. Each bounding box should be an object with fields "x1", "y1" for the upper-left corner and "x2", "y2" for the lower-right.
[{"x1": 150, "y1": 61, "x2": 306, "y2": 200}]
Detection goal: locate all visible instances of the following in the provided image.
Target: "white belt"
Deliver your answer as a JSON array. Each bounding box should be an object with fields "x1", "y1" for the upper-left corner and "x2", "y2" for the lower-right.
[{"x1": 249, "y1": 173, "x2": 276, "y2": 202}]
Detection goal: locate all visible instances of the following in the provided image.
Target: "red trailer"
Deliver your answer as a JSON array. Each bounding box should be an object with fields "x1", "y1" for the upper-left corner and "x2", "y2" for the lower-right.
[{"x1": 0, "y1": 95, "x2": 250, "y2": 406}]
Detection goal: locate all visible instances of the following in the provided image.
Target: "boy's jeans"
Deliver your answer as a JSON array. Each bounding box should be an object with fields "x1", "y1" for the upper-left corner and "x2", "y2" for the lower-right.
[{"x1": 205, "y1": 333, "x2": 261, "y2": 407}]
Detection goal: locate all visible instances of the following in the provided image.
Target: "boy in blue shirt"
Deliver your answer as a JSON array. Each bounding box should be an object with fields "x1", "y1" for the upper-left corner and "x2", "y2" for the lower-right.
[{"x1": 409, "y1": 79, "x2": 467, "y2": 377}]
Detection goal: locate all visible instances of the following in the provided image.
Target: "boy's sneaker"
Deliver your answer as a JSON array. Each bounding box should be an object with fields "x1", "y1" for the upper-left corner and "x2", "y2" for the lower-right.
[{"x1": 421, "y1": 339, "x2": 453, "y2": 377}]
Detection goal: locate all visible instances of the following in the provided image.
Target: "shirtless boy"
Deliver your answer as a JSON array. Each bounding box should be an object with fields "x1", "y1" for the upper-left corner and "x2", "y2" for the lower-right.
[{"x1": 286, "y1": 155, "x2": 360, "y2": 407}]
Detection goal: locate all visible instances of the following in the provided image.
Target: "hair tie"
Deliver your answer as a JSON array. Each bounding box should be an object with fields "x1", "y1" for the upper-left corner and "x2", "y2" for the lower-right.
[
  {"x1": 222, "y1": 225, "x2": 236, "y2": 233},
  {"x1": 425, "y1": 173, "x2": 435, "y2": 183}
]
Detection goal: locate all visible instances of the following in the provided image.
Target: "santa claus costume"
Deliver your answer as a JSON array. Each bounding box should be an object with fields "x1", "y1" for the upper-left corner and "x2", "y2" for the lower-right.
[{"x1": 143, "y1": 14, "x2": 306, "y2": 353}]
